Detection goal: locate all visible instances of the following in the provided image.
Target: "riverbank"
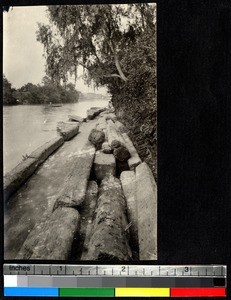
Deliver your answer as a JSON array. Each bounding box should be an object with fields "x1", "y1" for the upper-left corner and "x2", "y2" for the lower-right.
[{"x1": 4, "y1": 104, "x2": 157, "y2": 261}]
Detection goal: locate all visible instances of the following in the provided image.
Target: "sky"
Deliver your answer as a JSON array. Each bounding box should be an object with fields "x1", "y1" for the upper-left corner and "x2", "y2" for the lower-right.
[{"x1": 3, "y1": 6, "x2": 108, "y2": 95}]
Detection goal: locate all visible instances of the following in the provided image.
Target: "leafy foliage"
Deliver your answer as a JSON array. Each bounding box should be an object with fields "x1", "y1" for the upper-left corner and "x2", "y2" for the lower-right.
[
  {"x1": 37, "y1": 4, "x2": 157, "y2": 176},
  {"x1": 3, "y1": 75, "x2": 17, "y2": 105},
  {"x1": 3, "y1": 75, "x2": 80, "y2": 105}
]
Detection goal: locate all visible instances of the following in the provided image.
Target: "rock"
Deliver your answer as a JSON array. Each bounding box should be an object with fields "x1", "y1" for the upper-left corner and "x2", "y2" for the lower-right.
[
  {"x1": 120, "y1": 171, "x2": 139, "y2": 251},
  {"x1": 57, "y1": 122, "x2": 79, "y2": 141},
  {"x1": 113, "y1": 145, "x2": 131, "y2": 162},
  {"x1": 68, "y1": 115, "x2": 86, "y2": 122},
  {"x1": 102, "y1": 142, "x2": 113, "y2": 154},
  {"x1": 16, "y1": 207, "x2": 80, "y2": 260},
  {"x1": 88, "y1": 128, "x2": 105, "y2": 149},
  {"x1": 52, "y1": 145, "x2": 96, "y2": 210},
  {"x1": 122, "y1": 133, "x2": 142, "y2": 170},
  {"x1": 85, "y1": 174, "x2": 132, "y2": 261},
  {"x1": 107, "y1": 119, "x2": 126, "y2": 148},
  {"x1": 111, "y1": 140, "x2": 121, "y2": 150},
  {"x1": 136, "y1": 162, "x2": 157, "y2": 260},
  {"x1": 94, "y1": 151, "x2": 116, "y2": 181},
  {"x1": 105, "y1": 113, "x2": 116, "y2": 122}
]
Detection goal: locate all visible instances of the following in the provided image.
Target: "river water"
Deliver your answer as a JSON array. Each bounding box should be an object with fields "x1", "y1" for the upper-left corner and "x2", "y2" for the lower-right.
[{"x1": 3, "y1": 99, "x2": 109, "y2": 174}]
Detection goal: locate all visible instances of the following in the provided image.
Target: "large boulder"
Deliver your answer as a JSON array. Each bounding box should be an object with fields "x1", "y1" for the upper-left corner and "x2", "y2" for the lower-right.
[{"x1": 88, "y1": 128, "x2": 105, "y2": 149}]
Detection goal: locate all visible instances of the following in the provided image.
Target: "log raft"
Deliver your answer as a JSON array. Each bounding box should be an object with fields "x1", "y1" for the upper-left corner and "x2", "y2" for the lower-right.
[{"x1": 4, "y1": 105, "x2": 157, "y2": 261}]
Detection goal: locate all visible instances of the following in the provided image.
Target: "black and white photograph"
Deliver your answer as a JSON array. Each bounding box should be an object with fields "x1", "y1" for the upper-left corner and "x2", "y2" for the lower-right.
[{"x1": 3, "y1": 4, "x2": 157, "y2": 261}]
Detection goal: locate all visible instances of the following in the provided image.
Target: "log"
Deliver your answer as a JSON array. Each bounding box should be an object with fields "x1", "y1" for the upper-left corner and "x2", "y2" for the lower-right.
[
  {"x1": 29, "y1": 136, "x2": 64, "y2": 164},
  {"x1": 106, "y1": 120, "x2": 126, "y2": 148},
  {"x1": 80, "y1": 181, "x2": 98, "y2": 260},
  {"x1": 52, "y1": 145, "x2": 95, "y2": 210},
  {"x1": 4, "y1": 137, "x2": 65, "y2": 202},
  {"x1": 16, "y1": 207, "x2": 80, "y2": 260},
  {"x1": 87, "y1": 107, "x2": 106, "y2": 120},
  {"x1": 93, "y1": 151, "x2": 116, "y2": 181},
  {"x1": 57, "y1": 122, "x2": 79, "y2": 141},
  {"x1": 122, "y1": 133, "x2": 142, "y2": 170},
  {"x1": 120, "y1": 171, "x2": 139, "y2": 251},
  {"x1": 136, "y1": 162, "x2": 157, "y2": 260},
  {"x1": 85, "y1": 174, "x2": 132, "y2": 261},
  {"x1": 68, "y1": 115, "x2": 86, "y2": 122},
  {"x1": 115, "y1": 120, "x2": 127, "y2": 133}
]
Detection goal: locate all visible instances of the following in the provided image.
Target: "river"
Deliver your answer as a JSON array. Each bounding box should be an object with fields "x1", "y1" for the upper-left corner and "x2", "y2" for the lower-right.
[{"x1": 3, "y1": 98, "x2": 109, "y2": 174}]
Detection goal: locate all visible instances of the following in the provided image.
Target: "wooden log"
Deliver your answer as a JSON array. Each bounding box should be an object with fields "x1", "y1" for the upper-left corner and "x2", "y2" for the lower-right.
[
  {"x1": 136, "y1": 162, "x2": 157, "y2": 260},
  {"x1": 80, "y1": 181, "x2": 98, "y2": 260},
  {"x1": 4, "y1": 158, "x2": 39, "y2": 202},
  {"x1": 52, "y1": 145, "x2": 96, "y2": 210},
  {"x1": 120, "y1": 170, "x2": 139, "y2": 252},
  {"x1": 106, "y1": 119, "x2": 126, "y2": 148},
  {"x1": 85, "y1": 174, "x2": 132, "y2": 261},
  {"x1": 16, "y1": 207, "x2": 80, "y2": 260},
  {"x1": 93, "y1": 151, "x2": 116, "y2": 181},
  {"x1": 29, "y1": 136, "x2": 64, "y2": 164},
  {"x1": 68, "y1": 115, "x2": 86, "y2": 122},
  {"x1": 115, "y1": 120, "x2": 127, "y2": 133},
  {"x1": 87, "y1": 107, "x2": 106, "y2": 120},
  {"x1": 4, "y1": 136, "x2": 65, "y2": 202},
  {"x1": 122, "y1": 133, "x2": 142, "y2": 170},
  {"x1": 57, "y1": 122, "x2": 79, "y2": 141}
]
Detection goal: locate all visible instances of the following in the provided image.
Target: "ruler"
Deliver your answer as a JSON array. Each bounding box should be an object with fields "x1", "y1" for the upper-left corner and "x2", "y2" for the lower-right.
[
  {"x1": 4, "y1": 264, "x2": 227, "y2": 276},
  {"x1": 4, "y1": 264, "x2": 227, "y2": 297}
]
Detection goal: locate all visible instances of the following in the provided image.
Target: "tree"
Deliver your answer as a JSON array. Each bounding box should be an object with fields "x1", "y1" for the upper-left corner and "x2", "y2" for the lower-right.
[
  {"x1": 3, "y1": 75, "x2": 17, "y2": 105},
  {"x1": 36, "y1": 4, "x2": 156, "y2": 88}
]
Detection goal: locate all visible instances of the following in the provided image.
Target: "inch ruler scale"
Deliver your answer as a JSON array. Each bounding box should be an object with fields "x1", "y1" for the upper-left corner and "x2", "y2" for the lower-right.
[{"x1": 4, "y1": 264, "x2": 227, "y2": 297}]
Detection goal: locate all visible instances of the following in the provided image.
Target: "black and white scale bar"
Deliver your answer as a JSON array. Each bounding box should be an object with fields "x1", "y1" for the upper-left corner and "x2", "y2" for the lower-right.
[{"x1": 4, "y1": 264, "x2": 227, "y2": 278}]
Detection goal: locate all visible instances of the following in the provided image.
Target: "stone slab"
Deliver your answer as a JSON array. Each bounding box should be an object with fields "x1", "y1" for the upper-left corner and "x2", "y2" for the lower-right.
[
  {"x1": 122, "y1": 133, "x2": 142, "y2": 170},
  {"x1": 94, "y1": 151, "x2": 116, "y2": 181},
  {"x1": 120, "y1": 170, "x2": 139, "y2": 251},
  {"x1": 17, "y1": 207, "x2": 80, "y2": 260},
  {"x1": 136, "y1": 162, "x2": 157, "y2": 260}
]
